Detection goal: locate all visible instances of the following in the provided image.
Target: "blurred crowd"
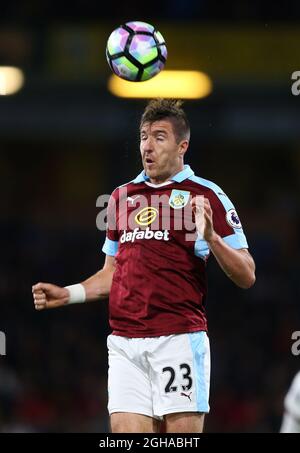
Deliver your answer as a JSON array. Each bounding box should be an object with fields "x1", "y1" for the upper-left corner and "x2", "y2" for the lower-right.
[
  {"x1": 1, "y1": 0, "x2": 300, "y2": 24},
  {"x1": 0, "y1": 140, "x2": 299, "y2": 432}
]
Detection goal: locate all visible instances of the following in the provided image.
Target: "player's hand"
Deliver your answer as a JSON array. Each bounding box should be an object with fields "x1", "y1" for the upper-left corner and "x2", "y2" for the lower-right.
[
  {"x1": 191, "y1": 196, "x2": 215, "y2": 243},
  {"x1": 32, "y1": 282, "x2": 70, "y2": 310}
]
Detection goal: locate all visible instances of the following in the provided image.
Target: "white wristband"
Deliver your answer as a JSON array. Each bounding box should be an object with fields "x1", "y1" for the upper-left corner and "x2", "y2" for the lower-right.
[{"x1": 65, "y1": 284, "x2": 86, "y2": 304}]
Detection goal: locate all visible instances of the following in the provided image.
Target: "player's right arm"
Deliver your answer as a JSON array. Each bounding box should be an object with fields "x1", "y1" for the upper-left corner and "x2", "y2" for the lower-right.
[{"x1": 32, "y1": 255, "x2": 116, "y2": 310}]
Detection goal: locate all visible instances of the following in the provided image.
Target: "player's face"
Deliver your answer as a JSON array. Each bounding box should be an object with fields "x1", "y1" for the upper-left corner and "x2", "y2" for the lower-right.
[{"x1": 140, "y1": 120, "x2": 188, "y2": 183}]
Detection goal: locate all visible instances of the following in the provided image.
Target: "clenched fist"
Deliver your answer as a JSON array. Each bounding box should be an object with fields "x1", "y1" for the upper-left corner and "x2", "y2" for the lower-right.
[{"x1": 32, "y1": 283, "x2": 70, "y2": 310}]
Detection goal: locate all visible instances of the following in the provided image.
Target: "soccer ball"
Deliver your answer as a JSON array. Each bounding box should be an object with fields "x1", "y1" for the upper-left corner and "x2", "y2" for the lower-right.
[{"x1": 106, "y1": 21, "x2": 167, "y2": 82}]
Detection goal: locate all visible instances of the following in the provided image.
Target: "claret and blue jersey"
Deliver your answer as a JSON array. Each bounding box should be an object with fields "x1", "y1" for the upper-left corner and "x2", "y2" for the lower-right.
[{"x1": 102, "y1": 165, "x2": 248, "y2": 338}]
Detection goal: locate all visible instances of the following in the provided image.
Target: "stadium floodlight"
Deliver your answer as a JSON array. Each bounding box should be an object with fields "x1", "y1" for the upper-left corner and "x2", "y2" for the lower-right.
[
  {"x1": 108, "y1": 70, "x2": 212, "y2": 99},
  {"x1": 0, "y1": 66, "x2": 24, "y2": 95}
]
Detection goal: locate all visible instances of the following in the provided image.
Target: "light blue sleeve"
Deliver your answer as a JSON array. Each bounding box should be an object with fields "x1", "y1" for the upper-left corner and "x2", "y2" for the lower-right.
[
  {"x1": 102, "y1": 237, "x2": 119, "y2": 256},
  {"x1": 190, "y1": 175, "x2": 249, "y2": 252},
  {"x1": 215, "y1": 192, "x2": 248, "y2": 249},
  {"x1": 223, "y1": 232, "x2": 248, "y2": 249},
  {"x1": 194, "y1": 236, "x2": 210, "y2": 260}
]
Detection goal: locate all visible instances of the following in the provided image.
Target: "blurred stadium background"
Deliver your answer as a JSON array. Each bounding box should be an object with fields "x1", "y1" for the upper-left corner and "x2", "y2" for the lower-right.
[{"x1": 1, "y1": 1, "x2": 300, "y2": 433}]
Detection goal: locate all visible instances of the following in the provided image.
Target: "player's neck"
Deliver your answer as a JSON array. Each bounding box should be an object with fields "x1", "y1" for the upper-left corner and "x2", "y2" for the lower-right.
[{"x1": 148, "y1": 164, "x2": 184, "y2": 185}]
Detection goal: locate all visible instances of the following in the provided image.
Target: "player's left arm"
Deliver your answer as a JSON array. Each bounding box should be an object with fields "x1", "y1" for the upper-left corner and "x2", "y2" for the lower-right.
[{"x1": 192, "y1": 197, "x2": 255, "y2": 289}]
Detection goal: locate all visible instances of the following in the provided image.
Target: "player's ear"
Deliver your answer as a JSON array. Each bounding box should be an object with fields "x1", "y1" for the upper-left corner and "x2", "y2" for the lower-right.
[{"x1": 178, "y1": 139, "x2": 189, "y2": 157}]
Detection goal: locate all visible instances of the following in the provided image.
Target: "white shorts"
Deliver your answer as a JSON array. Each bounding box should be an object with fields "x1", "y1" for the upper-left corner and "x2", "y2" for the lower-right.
[{"x1": 107, "y1": 331, "x2": 210, "y2": 419}]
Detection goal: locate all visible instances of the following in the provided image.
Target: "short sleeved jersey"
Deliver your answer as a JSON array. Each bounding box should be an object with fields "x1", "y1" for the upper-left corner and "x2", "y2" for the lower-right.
[{"x1": 102, "y1": 165, "x2": 248, "y2": 337}]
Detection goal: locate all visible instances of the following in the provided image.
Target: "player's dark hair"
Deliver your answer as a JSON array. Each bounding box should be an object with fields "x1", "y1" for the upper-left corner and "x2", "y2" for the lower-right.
[{"x1": 140, "y1": 99, "x2": 190, "y2": 144}]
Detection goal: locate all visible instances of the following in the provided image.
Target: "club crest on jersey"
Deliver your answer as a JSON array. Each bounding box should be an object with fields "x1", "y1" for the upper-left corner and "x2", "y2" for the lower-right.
[
  {"x1": 169, "y1": 190, "x2": 190, "y2": 209},
  {"x1": 226, "y1": 209, "x2": 242, "y2": 229}
]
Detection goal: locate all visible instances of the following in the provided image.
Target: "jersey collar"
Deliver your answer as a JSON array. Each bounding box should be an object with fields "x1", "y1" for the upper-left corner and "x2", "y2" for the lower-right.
[{"x1": 132, "y1": 165, "x2": 194, "y2": 184}]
